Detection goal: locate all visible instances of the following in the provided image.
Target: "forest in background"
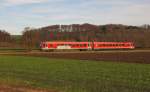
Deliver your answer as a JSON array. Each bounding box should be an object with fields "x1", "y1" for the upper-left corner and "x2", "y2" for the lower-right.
[{"x1": 0, "y1": 23, "x2": 150, "y2": 49}]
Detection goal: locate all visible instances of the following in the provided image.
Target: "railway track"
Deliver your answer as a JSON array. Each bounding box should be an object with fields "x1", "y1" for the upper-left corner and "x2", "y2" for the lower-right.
[{"x1": 0, "y1": 49, "x2": 150, "y2": 64}]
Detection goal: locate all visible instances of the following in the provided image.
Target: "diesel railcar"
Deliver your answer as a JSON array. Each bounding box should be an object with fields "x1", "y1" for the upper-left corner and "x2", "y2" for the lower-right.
[{"x1": 40, "y1": 41, "x2": 134, "y2": 51}]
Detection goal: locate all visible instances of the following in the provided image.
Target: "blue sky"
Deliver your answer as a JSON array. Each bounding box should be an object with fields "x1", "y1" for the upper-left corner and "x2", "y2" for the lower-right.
[{"x1": 0, "y1": 0, "x2": 149, "y2": 35}]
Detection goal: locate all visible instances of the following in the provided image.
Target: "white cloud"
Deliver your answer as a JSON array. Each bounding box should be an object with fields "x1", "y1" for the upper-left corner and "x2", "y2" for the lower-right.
[
  {"x1": 6, "y1": 0, "x2": 48, "y2": 4},
  {"x1": 0, "y1": 0, "x2": 48, "y2": 7}
]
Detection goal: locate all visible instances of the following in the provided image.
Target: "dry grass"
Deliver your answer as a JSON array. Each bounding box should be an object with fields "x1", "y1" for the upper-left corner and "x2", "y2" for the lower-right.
[{"x1": 0, "y1": 84, "x2": 57, "y2": 92}]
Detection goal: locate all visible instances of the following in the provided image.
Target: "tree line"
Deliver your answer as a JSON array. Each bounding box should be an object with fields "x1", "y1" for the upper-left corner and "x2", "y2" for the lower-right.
[
  {"x1": 0, "y1": 30, "x2": 12, "y2": 48},
  {"x1": 1, "y1": 23, "x2": 150, "y2": 49}
]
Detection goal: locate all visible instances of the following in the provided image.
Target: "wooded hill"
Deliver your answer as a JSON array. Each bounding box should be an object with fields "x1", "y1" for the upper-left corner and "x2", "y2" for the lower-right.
[
  {"x1": 22, "y1": 23, "x2": 150, "y2": 48},
  {"x1": 0, "y1": 23, "x2": 150, "y2": 49}
]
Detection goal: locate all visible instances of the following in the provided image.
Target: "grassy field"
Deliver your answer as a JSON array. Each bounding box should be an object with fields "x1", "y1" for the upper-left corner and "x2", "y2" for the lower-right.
[{"x1": 0, "y1": 56, "x2": 150, "y2": 92}]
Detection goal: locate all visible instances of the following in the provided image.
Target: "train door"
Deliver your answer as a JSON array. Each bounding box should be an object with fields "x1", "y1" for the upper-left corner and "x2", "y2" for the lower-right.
[{"x1": 88, "y1": 42, "x2": 93, "y2": 50}]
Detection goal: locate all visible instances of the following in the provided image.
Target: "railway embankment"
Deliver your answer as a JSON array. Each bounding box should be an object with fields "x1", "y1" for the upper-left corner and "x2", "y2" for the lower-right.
[{"x1": 0, "y1": 50, "x2": 150, "y2": 64}]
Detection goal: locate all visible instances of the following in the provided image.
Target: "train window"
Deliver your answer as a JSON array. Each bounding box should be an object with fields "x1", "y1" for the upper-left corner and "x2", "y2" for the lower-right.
[
  {"x1": 98, "y1": 44, "x2": 102, "y2": 46},
  {"x1": 68, "y1": 44, "x2": 71, "y2": 46},
  {"x1": 115, "y1": 44, "x2": 118, "y2": 46},
  {"x1": 75, "y1": 44, "x2": 79, "y2": 47},
  {"x1": 121, "y1": 44, "x2": 124, "y2": 46},
  {"x1": 50, "y1": 44, "x2": 53, "y2": 47},
  {"x1": 59, "y1": 44, "x2": 64, "y2": 46},
  {"x1": 42, "y1": 44, "x2": 45, "y2": 47},
  {"x1": 103, "y1": 44, "x2": 106, "y2": 46},
  {"x1": 99, "y1": 44, "x2": 103, "y2": 46},
  {"x1": 126, "y1": 44, "x2": 130, "y2": 46},
  {"x1": 80, "y1": 44, "x2": 86, "y2": 47},
  {"x1": 105, "y1": 44, "x2": 108, "y2": 46},
  {"x1": 108, "y1": 44, "x2": 112, "y2": 46},
  {"x1": 112, "y1": 44, "x2": 116, "y2": 46},
  {"x1": 102, "y1": 44, "x2": 105, "y2": 46},
  {"x1": 124, "y1": 44, "x2": 128, "y2": 46},
  {"x1": 72, "y1": 44, "x2": 75, "y2": 47},
  {"x1": 84, "y1": 44, "x2": 87, "y2": 47},
  {"x1": 119, "y1": 44, "x2": 122, "y2": 46}
]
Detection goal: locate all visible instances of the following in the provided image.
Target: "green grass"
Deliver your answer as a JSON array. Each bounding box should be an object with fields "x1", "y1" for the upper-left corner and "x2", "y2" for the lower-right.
[{"x1": 0, "y1": 56, "x2": 150, "y2": 92}]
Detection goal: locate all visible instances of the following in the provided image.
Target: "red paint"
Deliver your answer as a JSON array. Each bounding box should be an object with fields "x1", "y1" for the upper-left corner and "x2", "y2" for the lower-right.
[{"x1": 40, "y1": 41, "x2": 135, "y2": 50}]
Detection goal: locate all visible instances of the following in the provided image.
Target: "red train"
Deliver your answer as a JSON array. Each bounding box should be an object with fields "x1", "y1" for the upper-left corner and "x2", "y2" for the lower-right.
[{"x1": 40, "y1": 41, "x2": 135, "y2": 51}]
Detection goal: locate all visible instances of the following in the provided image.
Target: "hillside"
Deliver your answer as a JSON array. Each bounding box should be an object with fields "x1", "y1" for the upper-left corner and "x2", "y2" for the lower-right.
[{"x1": 22, "y1": 23, "x2": 150, "y2": 48}]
